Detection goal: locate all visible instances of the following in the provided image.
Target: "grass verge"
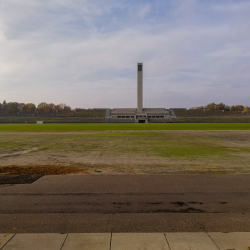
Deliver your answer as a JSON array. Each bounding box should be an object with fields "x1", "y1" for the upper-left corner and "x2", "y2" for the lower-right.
[{"x1": 0, "y1": 123, "x2": 250, "y2": 131}]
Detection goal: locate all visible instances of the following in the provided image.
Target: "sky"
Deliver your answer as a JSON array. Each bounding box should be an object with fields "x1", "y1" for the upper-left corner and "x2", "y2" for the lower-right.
[{"x1": 0, "y1": 0, "x2": 250, "y2": 109}]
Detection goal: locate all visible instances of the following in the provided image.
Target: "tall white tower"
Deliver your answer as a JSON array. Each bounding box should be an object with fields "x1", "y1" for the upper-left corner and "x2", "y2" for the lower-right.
[{"x1": 137, "y1": 63, "x2": 143, "y2": 113}]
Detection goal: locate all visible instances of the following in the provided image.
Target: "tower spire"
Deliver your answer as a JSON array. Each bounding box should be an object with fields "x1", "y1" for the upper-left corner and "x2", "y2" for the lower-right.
[{"x1": 137, "y1": 63, "x2": 143, "y2": 113}]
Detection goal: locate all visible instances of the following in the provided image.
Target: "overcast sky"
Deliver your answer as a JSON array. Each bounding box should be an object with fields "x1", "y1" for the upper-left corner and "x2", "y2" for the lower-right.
[{"x1": 0, "y1": 0, "x2": 250, "y2": 109}]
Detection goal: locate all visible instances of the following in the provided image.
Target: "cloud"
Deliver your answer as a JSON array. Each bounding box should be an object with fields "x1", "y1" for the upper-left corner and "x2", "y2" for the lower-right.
[
  {"x1": 138, "y1": 4, "x2": 151, "y2": 20},
  {"x1": 212, "y1": 1, "x2": 250, "y2": 12},
  {"x1": 0, "y1": 0, "x2": 250, "y2": 108}
]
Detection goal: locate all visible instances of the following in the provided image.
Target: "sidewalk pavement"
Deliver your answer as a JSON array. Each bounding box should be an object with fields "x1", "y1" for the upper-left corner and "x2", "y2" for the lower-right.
[{"x1": 1, "y1": 232, "x2": 250, "y2": 250}]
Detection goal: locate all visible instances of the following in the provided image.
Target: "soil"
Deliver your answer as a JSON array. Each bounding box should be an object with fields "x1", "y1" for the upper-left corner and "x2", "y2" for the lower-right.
[
  {"x1": 0, "y1": 165, "x2": 89, "y2": 176},
  {"x1": 0, "y1": 175, "x2": 43, "y2": 185},
  {"x1": 0, "y1": 165, "x2": 89, "y2": 185}
]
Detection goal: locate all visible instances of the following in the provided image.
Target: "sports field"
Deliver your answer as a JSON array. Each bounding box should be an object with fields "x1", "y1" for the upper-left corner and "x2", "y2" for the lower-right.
[
  {"x1": 1, "y1": 123, "x2": 250, "y2": 175},
  {"x1": 0, "y1": 123, "x2": 250, "y2": 131}
]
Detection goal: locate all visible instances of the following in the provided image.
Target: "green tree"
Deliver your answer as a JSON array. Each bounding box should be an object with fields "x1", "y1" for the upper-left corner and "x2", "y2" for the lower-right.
[
  {"x1": 48, "y1": 103, "x2": 55, "y2": 112},
  {"x1": 25, "y1": 103, "x2": 36, "y2": 112},
  {"x1": 216, "y1": 103, "x2": 226, "y2": 110},
  {"x1": 2, "y1": 100, "x2": 6, "y2": 113},
  {"x1": 64, "y1": 105, "x2": 71, "y2": 111},
  {"x1": 206, "y1": 103, "x2": 216, "y2": 110},
  {"x1": 54, "y1": 105, "x2": 62, "y2": 111},
  {"x1": 18, "y1": 103, "x2": 26, "y2": 112},
  {"x1": 6, "y1": 102, "x2": 19, "y2": 113},
  {"x1": 37, "y1": 102, "x2": 50, "y2": 112}
]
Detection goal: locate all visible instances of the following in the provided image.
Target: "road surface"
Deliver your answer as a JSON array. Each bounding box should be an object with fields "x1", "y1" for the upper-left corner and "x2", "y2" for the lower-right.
[{"x1": 0, "y1": 174, "x2": 249, "y2": 233}]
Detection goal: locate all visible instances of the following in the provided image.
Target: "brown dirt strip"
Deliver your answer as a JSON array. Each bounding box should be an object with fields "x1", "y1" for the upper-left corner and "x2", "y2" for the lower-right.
[
  {"x1": 0, "y1": 175, "x2": 43, "y2": 185},
  {"x1": 0, "y1": 165, "x2": 89, "y2": 176}
]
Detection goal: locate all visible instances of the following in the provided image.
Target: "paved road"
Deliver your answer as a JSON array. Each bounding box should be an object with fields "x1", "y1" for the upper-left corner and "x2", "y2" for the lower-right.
[{"x1": 0, "y1": 174, "x2": 250, "y2": 233}]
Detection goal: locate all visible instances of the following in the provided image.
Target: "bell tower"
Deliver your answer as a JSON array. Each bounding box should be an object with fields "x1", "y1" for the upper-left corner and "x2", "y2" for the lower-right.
[{"x1": 137, "y1": 63, "x2": 143, "y2": 113}]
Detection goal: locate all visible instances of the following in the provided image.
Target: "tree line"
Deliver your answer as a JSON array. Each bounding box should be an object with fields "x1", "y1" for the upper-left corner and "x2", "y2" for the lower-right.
[
  {"x1": 0, "y1": 101, "x2": 71, "y2": 113},
  {"x1": 0, "y1": 100, "x2": 249, "y2": 114},
  {"x1": 194, "y1": 103, "x2": 249, "y2": 112}
]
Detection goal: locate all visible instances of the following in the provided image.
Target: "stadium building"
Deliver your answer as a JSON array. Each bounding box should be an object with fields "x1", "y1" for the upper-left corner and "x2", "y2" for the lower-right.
[{"x1": 105, "y1": 63, "x2": 177, "y2": 123}]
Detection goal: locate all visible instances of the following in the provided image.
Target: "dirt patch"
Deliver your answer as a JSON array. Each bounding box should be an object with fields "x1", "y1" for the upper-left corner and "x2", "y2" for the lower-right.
[
  {"x1": 0, "y1": 175, "x2": 42, "y2": 185},
  {"x1": 171, "y1": 201, "x2": 188, "y2": 207},
  {"x1": 0, "y1": 148, "x2": 39, "y2": 159},
  {"x1": 219, "y1": 201, "x2": 228, "y2": 204},
  {"x1": 150, "y1": 207, "x2": 205, "y2": 213},
  {"x1": 0, "y1": 165, "x2": 89, "y2": 176}
]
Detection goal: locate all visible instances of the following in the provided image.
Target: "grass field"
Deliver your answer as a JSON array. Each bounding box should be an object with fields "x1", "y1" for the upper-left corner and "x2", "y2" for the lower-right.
[
  {"x1": 1, "y1": 123, "x2": 250, "y2": 175},
  {"x1": 0, "y1": 123, "x2": 250, "y2": 131}
]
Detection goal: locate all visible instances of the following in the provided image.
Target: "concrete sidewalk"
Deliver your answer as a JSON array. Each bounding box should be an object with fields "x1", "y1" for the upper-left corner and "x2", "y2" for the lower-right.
[{"x1": 1, "y1": 232, "x2": 250, "y2": 250}]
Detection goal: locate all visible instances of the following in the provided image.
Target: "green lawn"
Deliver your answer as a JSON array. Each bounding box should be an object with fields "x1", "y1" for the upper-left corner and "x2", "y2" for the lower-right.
[
  {"x1": 1, "y1": 129, "x2": 250, "y2": 174},
  {"x1": 0, "y1": 123, "x2": 250, "y2": 131},
  {"x1": 1, "y1": 125, "x2": 250, "y2": 174}
]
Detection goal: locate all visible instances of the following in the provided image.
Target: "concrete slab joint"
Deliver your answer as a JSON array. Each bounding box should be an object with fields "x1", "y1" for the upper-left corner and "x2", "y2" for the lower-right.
[
  {"x1": 61, "y1": 233, "x2": 111, "y2": 250},
  {"x1": 1, "y1": 233, "x2": 67, "y2": 250},
  {"x1": 1, "y1": 233, "x2": 250, "y2": 249},
  {"x1": 0, "y1": 234, "x2": 15, "y2": 249}
]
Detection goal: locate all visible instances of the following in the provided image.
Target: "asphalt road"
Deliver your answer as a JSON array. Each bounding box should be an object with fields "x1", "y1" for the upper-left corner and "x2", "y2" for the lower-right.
[{"x1": 0, "y1": 174, "x2": 250, "y2": 233}]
